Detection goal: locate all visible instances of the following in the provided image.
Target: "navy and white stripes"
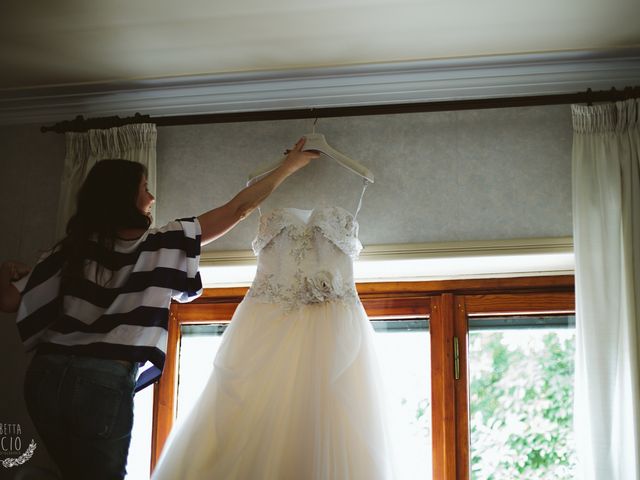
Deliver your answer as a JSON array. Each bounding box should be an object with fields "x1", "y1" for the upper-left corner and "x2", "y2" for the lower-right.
[{"x1": 13, "y1": 218, "x2": 202, "y2": 391}]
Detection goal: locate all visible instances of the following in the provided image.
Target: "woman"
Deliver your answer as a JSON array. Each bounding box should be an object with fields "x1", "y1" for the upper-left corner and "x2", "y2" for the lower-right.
[{"x1": 0, "y1": 138, "x2": 318, "y2": 480}]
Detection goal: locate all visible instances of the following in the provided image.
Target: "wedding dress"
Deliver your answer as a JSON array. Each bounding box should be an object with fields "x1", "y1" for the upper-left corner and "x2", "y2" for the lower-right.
[{"x1": 152, "y1": 199, "x2": 396, "y2": 479}]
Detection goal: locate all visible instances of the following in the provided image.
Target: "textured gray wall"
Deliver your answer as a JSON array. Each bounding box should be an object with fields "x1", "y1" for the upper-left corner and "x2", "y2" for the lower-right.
[
  {"x1": 0, "y1": 124, "x2": 65, "y2": 477},
  {"x1": 156, "y1": 105, "x2": 573, "y2": 253}
]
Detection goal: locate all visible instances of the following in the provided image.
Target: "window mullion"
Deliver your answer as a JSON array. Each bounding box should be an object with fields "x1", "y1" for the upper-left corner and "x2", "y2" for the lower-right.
[
  {"x1": 454, "y1": 295, "x2": 470, "y2": 480},
  {"x1": 151, "y1": 305, "x2": 181, "y2": 471},
  {"x1": 430, "y1": 293, "x2": 457, "y2": 479}
]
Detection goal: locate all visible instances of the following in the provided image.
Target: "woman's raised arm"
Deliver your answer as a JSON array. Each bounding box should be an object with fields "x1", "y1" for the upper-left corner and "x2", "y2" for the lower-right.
[{"x1": 197, "y1": 138, "x2": 319, "y2": 246}]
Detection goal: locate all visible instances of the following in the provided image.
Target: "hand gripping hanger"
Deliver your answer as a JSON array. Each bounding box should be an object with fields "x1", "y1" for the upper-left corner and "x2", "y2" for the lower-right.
[{"x1": 247, "y1": 119, "x2": 375, "y2": 186}]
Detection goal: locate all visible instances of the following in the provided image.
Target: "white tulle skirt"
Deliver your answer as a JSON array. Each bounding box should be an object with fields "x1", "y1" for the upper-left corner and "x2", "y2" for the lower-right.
[{"x1": 151, "y1": 297, "x2": 396, "y2": 480}]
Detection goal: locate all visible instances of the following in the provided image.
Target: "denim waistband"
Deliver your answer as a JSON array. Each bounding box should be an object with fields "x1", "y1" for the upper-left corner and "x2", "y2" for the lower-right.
[{"x1": 31, "y1": 352, "x2": 139, "y2": 378}]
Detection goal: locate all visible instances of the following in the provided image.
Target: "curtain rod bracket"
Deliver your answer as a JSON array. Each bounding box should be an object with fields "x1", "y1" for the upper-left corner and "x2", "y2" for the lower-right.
[{"x1": 41, "y1": 112, "x2": 153, "y2": 134}]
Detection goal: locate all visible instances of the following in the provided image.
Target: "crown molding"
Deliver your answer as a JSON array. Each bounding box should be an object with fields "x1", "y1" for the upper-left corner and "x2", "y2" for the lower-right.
[{"x1": 1, "y1": 49, "x2": 639, "y2": 126}]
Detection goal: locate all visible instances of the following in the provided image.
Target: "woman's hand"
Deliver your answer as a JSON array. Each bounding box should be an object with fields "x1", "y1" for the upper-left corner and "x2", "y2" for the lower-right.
[
  {"x1": 280, "y1": 138, "x2": 320, "y2": 175},
  {"x1": 1, "y1": 261, "x2": 30, "y2": 281},
  {"x1": 0, "y1": 261, "x2": 29, "y2": 313}
]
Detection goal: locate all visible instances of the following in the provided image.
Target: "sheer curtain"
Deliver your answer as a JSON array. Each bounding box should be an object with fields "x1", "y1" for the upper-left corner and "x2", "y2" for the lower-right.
[
  {"x1": 55, "y1": 123, "x2": 157, "y2": 239},
  {"x1": 572, "y1": 98, "x2": 640, "y2": 480}
]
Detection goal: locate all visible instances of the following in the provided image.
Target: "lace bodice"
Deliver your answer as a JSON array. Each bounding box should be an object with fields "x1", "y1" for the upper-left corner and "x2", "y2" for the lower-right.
[{"x1": 246, "y1": 206, "x2": 362, "y2": 311}]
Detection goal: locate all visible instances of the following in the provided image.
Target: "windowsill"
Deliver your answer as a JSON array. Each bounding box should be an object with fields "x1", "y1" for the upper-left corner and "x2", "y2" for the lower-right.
[{"x1": 200, "y1": 237, "x2": 575, "y2": 287}]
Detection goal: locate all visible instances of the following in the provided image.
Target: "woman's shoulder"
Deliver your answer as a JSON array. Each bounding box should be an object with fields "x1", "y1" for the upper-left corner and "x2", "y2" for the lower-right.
[
  {"x1": 118, "y1": 218, "x2": 200, "y2": 252},
  {"x1": 146, "y1": 217, "x2": 201, "y2": 238},
  {"x1": 33, "y1": 244, "x2": 64, "y2": 266},
  {"x1": 116, "y1": 217, "x2": 198, "y2": 243}
]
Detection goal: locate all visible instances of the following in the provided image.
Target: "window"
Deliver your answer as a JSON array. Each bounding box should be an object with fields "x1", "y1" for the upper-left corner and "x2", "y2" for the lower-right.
[
  {"x1": 372, "y1": 319, "x2": 431, "y2": 478},
  {"x1": 172, "y1": 319, "x2": 432, "y2": 478},
  {"x1": 176, "y1": 324, "x2": 227, "y2": 423},
  {"x1": 148, "y1": 276, "x2": 574, "y2": 479},
  {"x1": 468, "y1": 316, "x2": 576, "y2": 479},
  {"x1": 126, "y1": 383, "x2": 154, "y2": 479}
]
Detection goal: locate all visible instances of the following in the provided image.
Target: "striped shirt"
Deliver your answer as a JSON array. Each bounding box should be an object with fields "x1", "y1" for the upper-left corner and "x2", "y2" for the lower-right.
[{"x1": 13, "y1": 218, "x2": 202, "y2": 391}]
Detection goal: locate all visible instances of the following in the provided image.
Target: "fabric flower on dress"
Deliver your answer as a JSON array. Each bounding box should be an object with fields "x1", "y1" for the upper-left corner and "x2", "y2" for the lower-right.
[{"x1": 304, "y1": 270, "x2": 343, "y2": 303}]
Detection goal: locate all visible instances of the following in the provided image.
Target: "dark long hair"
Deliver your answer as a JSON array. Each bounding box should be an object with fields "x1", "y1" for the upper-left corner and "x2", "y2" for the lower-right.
[{"x1": 58, "y1": 159, "x2": 151, "y2": 284}]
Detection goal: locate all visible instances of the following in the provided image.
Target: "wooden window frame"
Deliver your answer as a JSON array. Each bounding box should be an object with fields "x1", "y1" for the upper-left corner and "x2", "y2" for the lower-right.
[{"x1": 150, "y1": 275, "x2": 574, "y2": 479}]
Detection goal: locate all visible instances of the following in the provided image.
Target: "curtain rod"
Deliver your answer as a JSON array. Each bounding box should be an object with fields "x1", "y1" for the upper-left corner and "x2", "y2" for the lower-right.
[{"x1": 41, "y1": 86, "x2": 640, "y2": 134}]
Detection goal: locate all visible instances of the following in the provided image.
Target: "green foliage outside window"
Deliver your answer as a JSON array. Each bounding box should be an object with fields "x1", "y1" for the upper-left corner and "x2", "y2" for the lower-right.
[{"x1": 468, "y1": 330, "x2": 576, "y2": 480}]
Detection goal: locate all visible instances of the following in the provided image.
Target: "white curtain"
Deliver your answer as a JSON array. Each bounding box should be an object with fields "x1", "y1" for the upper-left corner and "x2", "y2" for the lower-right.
[
  {"x1": 55, "y1": 123, "x2": 157, "y2": 240},
  {"x1": 572, "y1": 98, "x2": 640, "y2": 480}
]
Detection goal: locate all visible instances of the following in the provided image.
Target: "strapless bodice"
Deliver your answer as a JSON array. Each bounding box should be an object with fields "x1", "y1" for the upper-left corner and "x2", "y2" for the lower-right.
[
  {"x1": 251, "y1": 206, "x2": 362, "y2": 258},
  {"x1": 246, "y1": 206, "x2": 361, "y2": 311}
]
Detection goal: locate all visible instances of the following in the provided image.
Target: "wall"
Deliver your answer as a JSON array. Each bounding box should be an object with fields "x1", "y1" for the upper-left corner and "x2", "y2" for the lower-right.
[
  {"x1": 0, "y1": 124, "x2": 65, "y2": 478},
  {"x1": 0, "y1": 104, "x2": 573, "y2": 478},
  {"x1": 156, "y1": 106, "x2": 573, "y2": 253}
]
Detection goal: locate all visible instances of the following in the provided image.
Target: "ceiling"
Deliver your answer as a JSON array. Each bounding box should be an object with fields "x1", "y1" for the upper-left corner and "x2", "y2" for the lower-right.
[
  {"x1": 0, "y1": 0, "x2": 640, "y2": 125},
  {"x1": 2, "y1": 0, "x2": 639, "y2": 90}
]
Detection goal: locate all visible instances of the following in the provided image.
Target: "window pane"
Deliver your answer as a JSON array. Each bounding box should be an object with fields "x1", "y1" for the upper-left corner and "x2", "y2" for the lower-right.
[
  {"x1": 177, "y1": 324, "x2": 228, "y2": 424},
  {"x1": 371, "y1": 319, "x2": 431, "y2": 480},
  {"x1": 177, "y1": 319, "x2": 431, "y2": 479},
  {"x1": 468, "y1": 315, "x2": 576, "y2": 480},
  {"x1": 125, "y1": 385, "x2": 154, "y2": 479}
]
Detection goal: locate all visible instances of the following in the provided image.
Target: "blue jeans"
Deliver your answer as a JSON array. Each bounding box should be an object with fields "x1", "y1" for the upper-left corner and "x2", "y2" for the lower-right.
[{"x1": 24, "y1": 353, "x2": 138, "y2": 480}]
